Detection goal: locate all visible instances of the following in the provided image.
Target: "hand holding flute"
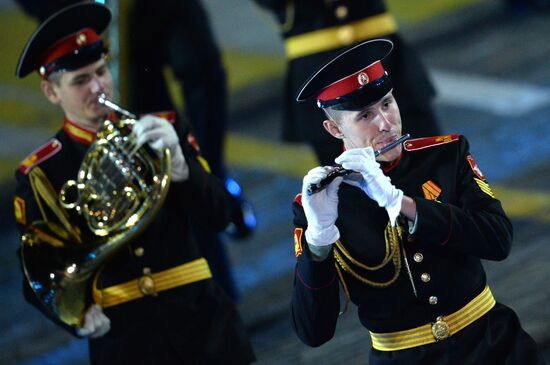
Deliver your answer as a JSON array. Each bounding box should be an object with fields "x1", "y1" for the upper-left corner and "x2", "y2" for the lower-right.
[{"x1": 307, "y1": 134, "x2": 410, "y2": 195}]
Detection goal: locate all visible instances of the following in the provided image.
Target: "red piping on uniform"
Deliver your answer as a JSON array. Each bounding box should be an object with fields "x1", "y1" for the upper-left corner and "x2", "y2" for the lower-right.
[
  {"x1": 381, "y1": 153, "x2": 402, "y2": 173},
  {"x1": 294, "y1": 194, "x2": 303, "y2": 206},
  {"x1": 296, "y1": 268, "x2": 337, "y2": 291}
]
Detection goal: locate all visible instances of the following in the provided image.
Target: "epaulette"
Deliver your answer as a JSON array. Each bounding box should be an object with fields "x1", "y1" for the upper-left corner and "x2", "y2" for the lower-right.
[
  {"x1": 149, "y1": 110, "x2": 176, "y2": 124},
  {"x1": 185, "y1": 132, "x2": 212, "y2": 173},
  {"x1": 294, "y1": 193, "x2": 303, "y2": 206},
  {"x1": 404, "y1": 134, "x2": 459, "y2": 152},
  {"x1": 186, "y1": 132, "x2": 201, "y2": 154},
  {"x1": 18, "y1": 138, "x2": 62, "y2": 175}
]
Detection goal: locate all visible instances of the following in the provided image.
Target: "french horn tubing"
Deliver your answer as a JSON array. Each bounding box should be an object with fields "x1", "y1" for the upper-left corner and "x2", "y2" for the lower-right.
[{"x1": 21, "y1": 95, "x2": 172, "y2": 326}]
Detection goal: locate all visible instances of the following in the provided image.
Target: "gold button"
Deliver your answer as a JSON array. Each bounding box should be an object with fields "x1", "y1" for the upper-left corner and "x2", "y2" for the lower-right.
[
  {"x1": 421, "y1": 273, "x2": 431, "y2": 282},
  {"x1": 337, "y1": 25, "x2": 354, "y2": 45},
  {"x1": 143, "y1": 267, "x2": 151, "y2": 275},
  {"x1": 413, "y1": 253, "x2": 423, "y2": 262},
  {"x1": 76, "y1": 33, "x2": 87, "y2": 46},
  {"x1": 134, "y1": 247, "x2": 144, "y2": 257},
  {"x1": 138, "y1": 275, "x2": 157, "y2": 296},
  {"x1": 429, "y1": 296, "x2": 438, "y2": 305},
  {"x1": 432, "y1": 316, "x2": 450, "y2": 340},
  {"x1": 335, "y1": 5, "x2": 348, "y2": 19}
]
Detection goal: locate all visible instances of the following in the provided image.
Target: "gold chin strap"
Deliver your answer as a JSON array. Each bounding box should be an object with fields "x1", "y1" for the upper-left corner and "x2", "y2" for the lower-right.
[
  {"x1": 28, "y1": 166, "x2": 81, "y2": 243},
  {"x1": 333, "y1": 221, "x2": 406, "y2": 314}
]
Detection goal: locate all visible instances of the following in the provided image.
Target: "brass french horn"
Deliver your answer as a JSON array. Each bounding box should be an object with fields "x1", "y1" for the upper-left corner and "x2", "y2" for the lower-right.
[{"x1": 21, "y1": 95, "x2": 171, "y2": 327}]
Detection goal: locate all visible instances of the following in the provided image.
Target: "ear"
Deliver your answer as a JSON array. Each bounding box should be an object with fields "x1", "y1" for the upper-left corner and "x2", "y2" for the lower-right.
[
  {"x1": 40, "y1": 80, "x2": 61, "y2": 105},
  {"x1": 323, "y1": 119, "x2": 344, "y2": 139}
]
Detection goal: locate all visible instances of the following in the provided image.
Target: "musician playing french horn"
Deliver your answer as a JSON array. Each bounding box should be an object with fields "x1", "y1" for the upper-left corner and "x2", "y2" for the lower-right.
[
  {"x1": 290, "y1": 39, "x2": 544, "y2": 364},
  {"x1": 12, "y1": 3, "x2": 255, "y2": 364}
]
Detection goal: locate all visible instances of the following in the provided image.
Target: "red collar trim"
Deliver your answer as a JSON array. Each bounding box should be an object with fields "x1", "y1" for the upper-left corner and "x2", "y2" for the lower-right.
[
  {"x1": 381, "y1": 152, "x2": 402, "y2": 173},
  {"x1": 63, "y1": 117, "x2": 97, "y2": 145}
]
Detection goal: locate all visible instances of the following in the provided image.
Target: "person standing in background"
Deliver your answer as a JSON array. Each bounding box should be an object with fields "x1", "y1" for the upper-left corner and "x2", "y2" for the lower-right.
[
  {"x1": 253, "y1": 0, "x2": 441, "y2": 166},
  {"x1": 14, "y1": 0, "x2": 257, "y2": 301},
  {"x1": 12, "y1": 3, "x2": 256, "y2": 363},
  {"x1": 290, "y1": 38, "x2": 544, "y2": 364}
]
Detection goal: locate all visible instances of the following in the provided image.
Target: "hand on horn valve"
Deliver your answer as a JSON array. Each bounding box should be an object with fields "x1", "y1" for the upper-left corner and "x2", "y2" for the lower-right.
[
  {"x1": 133, "y1": 115, "x2": 189, "y2": 182},
  {"x1": 76, "y1": 304, "x2": 111, "y2": 338}
]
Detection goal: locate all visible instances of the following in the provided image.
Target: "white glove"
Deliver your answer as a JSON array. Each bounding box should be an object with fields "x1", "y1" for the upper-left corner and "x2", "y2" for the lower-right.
[
  {"x1": 76, "y1": 304, "x2": 111, "y2": 338},
  {"x1": 132, "y1": 115, "x2": 189, "y2": 182},
  {"x1": 335, "y1": 147, "x2": 403, "y2": 226},
  {"x1": 301, "y1": 166, "x2": 343, "y2": 246}
]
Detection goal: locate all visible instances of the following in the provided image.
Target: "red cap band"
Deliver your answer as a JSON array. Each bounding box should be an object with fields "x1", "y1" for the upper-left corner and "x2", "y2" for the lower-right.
[
  {"x1": 39, "y1": 28, "x2": 100, "y2": 67},
  {"x1": 317, "y1": 61, "x2": 385, "y2": 102}
]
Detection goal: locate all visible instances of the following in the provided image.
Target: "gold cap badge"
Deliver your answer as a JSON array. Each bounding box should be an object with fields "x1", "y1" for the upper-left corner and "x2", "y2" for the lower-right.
[
  {"x1": 357, "y1": 72, "x2": 369, "y2": 85},
  {"x1": 76, "y1": 33, "x2": 87, "y2": 46}
]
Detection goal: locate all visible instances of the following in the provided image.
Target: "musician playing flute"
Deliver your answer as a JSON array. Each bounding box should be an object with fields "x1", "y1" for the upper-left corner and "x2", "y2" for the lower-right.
[
  {"x1": 12, "y1": 3, "x2": 254, "y2": 364},
  {"x1": 290, "y1": 39, "x2": 544, "y2": 364}
]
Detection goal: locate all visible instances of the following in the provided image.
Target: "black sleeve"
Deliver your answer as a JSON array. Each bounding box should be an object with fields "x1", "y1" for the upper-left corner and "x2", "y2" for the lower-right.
[
  {"x1": 169, "y1": 122, "x2": 232, "y2": 233},
  {"x1": 14, "y1": 170, "x2": 81, "y2": 337},
  {"x1": 290, "y1": 197, "x2": 340, "y2": 347},
  {"x1": 411, "y1": 136, "x2": 513, "y2": 261}
]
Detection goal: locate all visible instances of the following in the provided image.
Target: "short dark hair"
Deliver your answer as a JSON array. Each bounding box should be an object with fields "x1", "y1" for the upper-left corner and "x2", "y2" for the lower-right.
[
  {"x1": 323, "y1": 108, "x2": 346, "y2": 125},
  {"x1": 47, "y1": 70, "x2": 63, "y2": 85}
]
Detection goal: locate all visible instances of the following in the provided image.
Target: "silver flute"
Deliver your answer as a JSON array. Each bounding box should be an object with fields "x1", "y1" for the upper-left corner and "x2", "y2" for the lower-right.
[{"x1": 307, "y1": 133, "x2": 411, "y2": 195}]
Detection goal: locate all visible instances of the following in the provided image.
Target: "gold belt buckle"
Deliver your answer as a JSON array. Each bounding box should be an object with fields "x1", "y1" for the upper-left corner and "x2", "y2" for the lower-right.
[
  {"x1": 138, "y1": 268, "x2": 158, "y2": 296},
  {"x1": 431, "y1": 316, "x2": 450, "y2": 340}
]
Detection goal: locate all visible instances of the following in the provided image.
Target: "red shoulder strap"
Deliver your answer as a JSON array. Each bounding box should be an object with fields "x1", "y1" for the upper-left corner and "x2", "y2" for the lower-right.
[
  {"x1": 404, "y1": 134, "x2": 459, "y2": 152},
  {"x1": 18, "y1": 138, "x2": 62, "y2": 175}
]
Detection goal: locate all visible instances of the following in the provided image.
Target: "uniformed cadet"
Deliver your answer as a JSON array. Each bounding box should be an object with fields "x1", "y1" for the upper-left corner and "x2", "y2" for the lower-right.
[
  {"x1": 14, "y1": 0, "x2": 256, "y2": 305},
  {"x1": 253, "y1": 0, "x2": 440, "y2": 166},
  {"x1": 13, "y1": 3, "x2": 255, "y2": 364},
  {"x1": 290, "y1": 39, "x2": 545, "y2": 364}
]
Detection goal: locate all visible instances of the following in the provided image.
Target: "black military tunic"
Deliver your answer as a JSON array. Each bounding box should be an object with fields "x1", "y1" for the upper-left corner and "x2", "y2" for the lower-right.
[
  {"x1": 254, "y1": 0, "x2": 440, "y2": 165},
  {"x1": 291, "y1": 135, "x2": 544, "y2": 364},
  {"x1": 14, "y1": 117, "x2": 255, "y2": 364}
]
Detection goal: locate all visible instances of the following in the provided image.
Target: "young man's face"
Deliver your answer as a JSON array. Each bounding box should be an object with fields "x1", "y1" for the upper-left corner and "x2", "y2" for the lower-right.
[
  {"x1": 323, "y1": 92, "x2": 403, "y2": 162},
  {"x1": 41, "y1": 58, "x2": 113, "y2": 129}
]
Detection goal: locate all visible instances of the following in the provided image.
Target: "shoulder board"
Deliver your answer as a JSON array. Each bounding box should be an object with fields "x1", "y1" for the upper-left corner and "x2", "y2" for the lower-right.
[
  {"x1": 404, "y1": 134, "x2": 459, "y2": 152},
  {"x1": 18, "y1": 138, "x2": 62, "y2": 175},
  {"x1": 294, "y1": 193, "x2": 303, "y2": 206},
  {"x1": 184, "y1": 132, "x2": 212, "y2": 172},
  {"x1": 149, "y1": 110, "x2": 176, "y2": 124},
  {"x1": 186, "y1": 132, "x2": 201, "y2": 154}
]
